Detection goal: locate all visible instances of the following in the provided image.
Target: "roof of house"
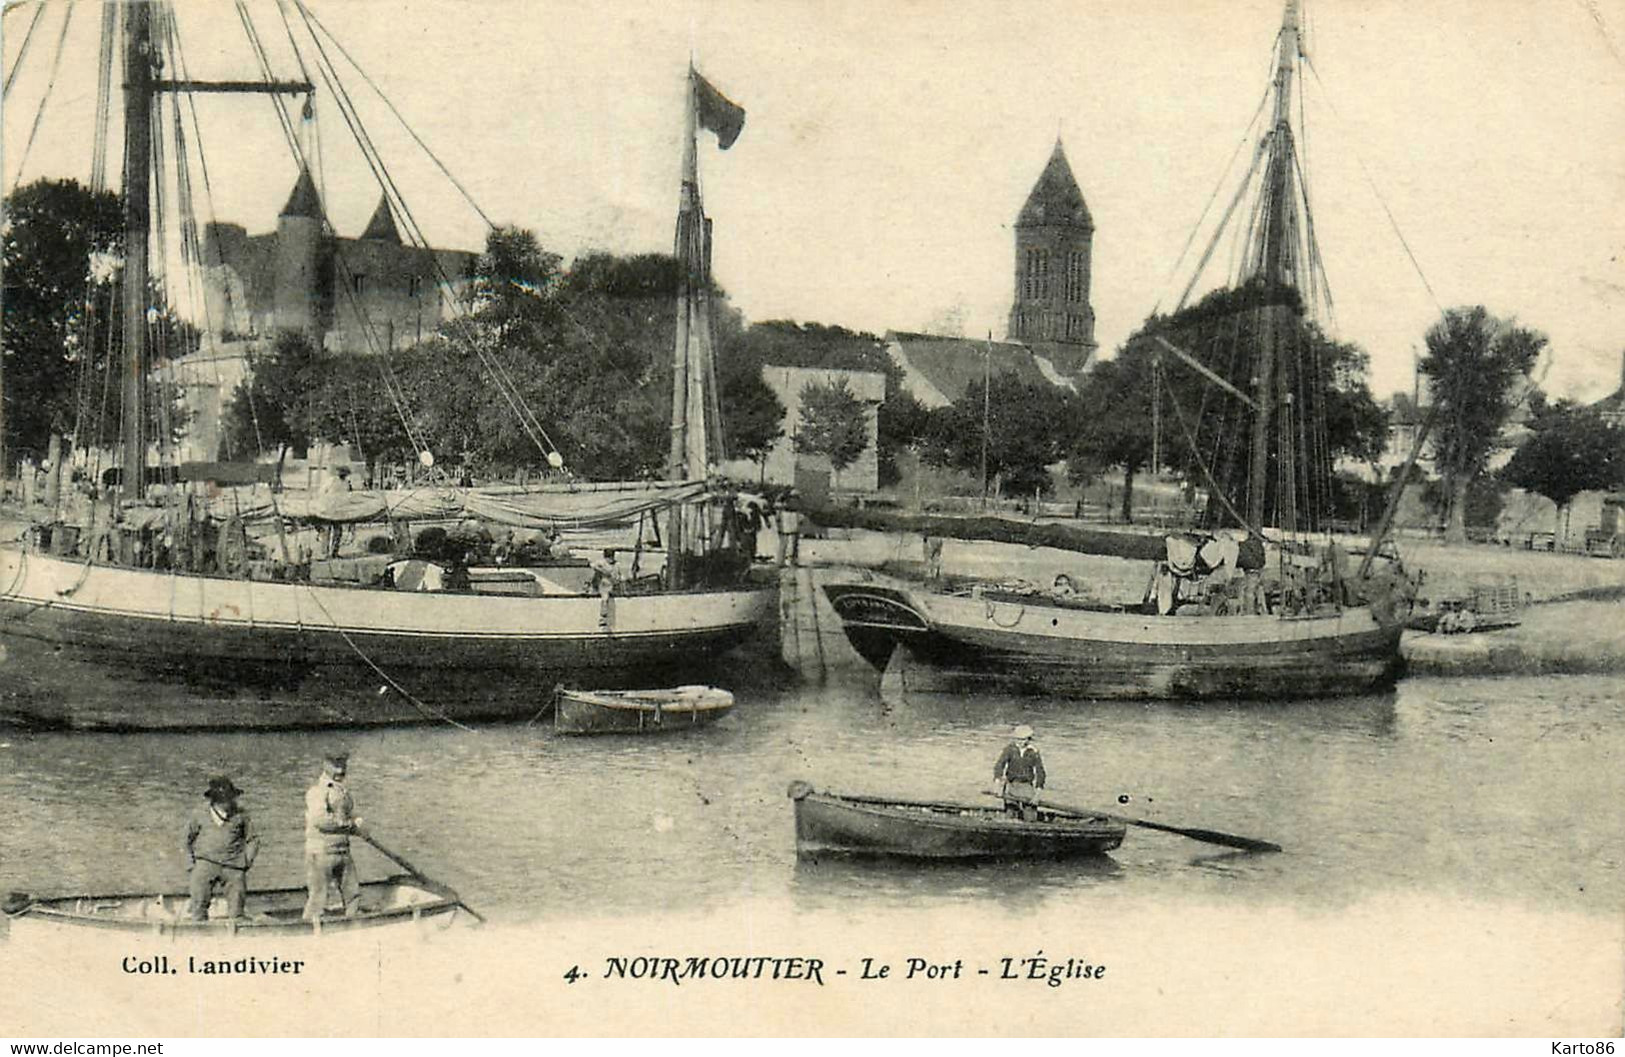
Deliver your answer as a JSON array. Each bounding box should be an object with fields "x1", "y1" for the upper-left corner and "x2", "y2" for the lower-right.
[
  {"x1": 1016, "y1": 139, "x2": 1092, "y2": 231},
  {"x1": 885, "y1": 331, "x2": 1075, "y2": 409}
]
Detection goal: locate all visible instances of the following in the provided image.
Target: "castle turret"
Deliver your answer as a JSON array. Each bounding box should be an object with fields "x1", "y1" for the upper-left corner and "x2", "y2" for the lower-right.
[
  {"x1": 1007, "y1": 139, "x2": 1096, "y2": 373},
  {"x1": 360, "y1": 195, "x2": 402, "y2": 243},
  {"x1": 273, "y1": 166, "x2": 328, "y2": 335}
]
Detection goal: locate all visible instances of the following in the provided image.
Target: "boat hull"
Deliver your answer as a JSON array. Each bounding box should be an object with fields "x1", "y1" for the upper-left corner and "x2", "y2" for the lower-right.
[
  {"x1": 823, "y1": 576, "x2": 1404, "y2": 700},
  {"x1": 789, "y1": 784, "x2": 1126, "y2": 860},
  {"x1": 3, "y1": 876, "x2": 469, "y2": 938},
  {"x1": 554, "y1": 686, "x2": 735, "y2": 734},
  {"x1": 0, "y1": 545, "x2": 776, "y2": 729}
]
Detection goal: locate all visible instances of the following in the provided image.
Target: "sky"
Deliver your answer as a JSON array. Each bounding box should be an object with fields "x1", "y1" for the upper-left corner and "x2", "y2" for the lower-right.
[{"x1": 5, "y1": 0, "x2": 1624, "y2": 403}]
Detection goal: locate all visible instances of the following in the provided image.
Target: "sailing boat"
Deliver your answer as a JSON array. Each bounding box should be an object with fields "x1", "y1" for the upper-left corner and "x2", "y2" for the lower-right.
[
  {"x1": 0, "y1": 4, "x2": 774, "y2": 729},
  {"x1": 821, "y1": 0, "x2": 1412, "y2": 701}
]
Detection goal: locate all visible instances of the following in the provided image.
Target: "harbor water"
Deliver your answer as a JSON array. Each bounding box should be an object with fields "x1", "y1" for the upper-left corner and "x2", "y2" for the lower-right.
[{"x1": 3, "y1": 665, "x2": 1620, "y2": 922}]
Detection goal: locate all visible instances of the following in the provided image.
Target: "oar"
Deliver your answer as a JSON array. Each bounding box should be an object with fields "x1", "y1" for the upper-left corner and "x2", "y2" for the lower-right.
[
  {"x1": 982, "y1": 790, "x2": 1282, "y2": 853},
  {"x1": 357, "y1": 830, "x2": 487, "y2": 924}
]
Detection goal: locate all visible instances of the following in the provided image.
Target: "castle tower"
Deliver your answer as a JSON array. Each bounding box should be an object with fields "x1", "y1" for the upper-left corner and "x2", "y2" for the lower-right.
[
  {"x1": 1007, "y1": 139, "x2": 1096, "y2": 372},
  {"x1": 273, "y1": 166, "x2": 328, "y2": 336}
]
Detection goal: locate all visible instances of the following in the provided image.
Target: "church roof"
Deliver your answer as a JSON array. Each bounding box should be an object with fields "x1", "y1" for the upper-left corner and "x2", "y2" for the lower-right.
[
  {"x1": 1016, "y1": 139, "x2": 1092, "y2": 230},
  {"x1": 885, "y1": 332, "x2": 1076, "y2": 410},
  {"x1": 279, "y1": 167, "x2": 324, "y2": 220},
  {"x1": 360, "y1": 196, "x2": 402, "y2": 242}
]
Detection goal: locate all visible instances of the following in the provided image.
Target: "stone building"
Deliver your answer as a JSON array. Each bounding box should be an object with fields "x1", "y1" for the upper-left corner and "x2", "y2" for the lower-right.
[
  {"x1": 1006, "y1": 138, "x2": 1096, "y2": 376},
  {"x1": 201, "y1": 167, "x2": 477, "y2": 354},
  {"x1": 161, "y1": 168, "x2": 479, "y2": 462}
]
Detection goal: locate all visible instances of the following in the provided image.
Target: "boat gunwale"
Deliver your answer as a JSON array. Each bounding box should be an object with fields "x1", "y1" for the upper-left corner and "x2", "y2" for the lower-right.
[
  {"x1": 6, "y1": 874, "x2": 467, "y2": 932},
  {"x1": 800, "y1": 789, "x2": 1125, "y2": 836},
  {"x1": 558, "y1": 688, "x2": 736, "y2": 714}
]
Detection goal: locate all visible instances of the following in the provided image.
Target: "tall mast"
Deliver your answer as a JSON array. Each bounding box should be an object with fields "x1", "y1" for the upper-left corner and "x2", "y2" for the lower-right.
[
  {"x1": 669, "y1": 67, "x2": 701, "y2": 482},
  {"x1": 1246, "y1": 0, "x2": 1302, "y2": 529},
  {"x1": 120, "y1": 1, "x2": 157, "y2": 501},
  {"x1": 116, "y1": 3, "x2": 311, "y2": 503}
]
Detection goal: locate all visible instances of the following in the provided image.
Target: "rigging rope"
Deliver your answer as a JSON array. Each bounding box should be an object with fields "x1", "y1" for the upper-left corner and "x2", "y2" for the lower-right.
[
  {"x1": 1, "y1": 0, "x2": 47, "y2": 98},
  {"x1": 8, "y1": 0, "x2": 74, "y2": 190},
  {"x1": 1304, "y1": 55, "x2": 1443, "y2": 313},
  {"x1": 90, "y1": 0, "x2": 115, "y2": 191},
  {"x1": 295, "y1": 2, "x2": 494, "y2": 229}
]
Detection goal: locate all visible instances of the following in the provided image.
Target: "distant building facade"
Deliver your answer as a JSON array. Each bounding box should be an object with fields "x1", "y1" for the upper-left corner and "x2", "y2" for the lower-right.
[
  {"x1": 1006, "y1": 139, "x2": 1096, "y2": 376},
  {"x1": 756, "y1": 366, "x2": 886, "y2": 492}
]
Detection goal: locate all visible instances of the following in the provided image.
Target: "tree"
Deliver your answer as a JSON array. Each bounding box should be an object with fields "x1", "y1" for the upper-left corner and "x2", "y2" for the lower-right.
[
  {"x1": 1069, "y1": 345, "x2": 1154, "y2": 522},
  {"x1": 3, "y1": 179, "x2": 122, "y2": 461},
  {"x1": 1420, "y1": 306, "x2": 1545, "y2": 544},
  {"x1": 3, "y1": 178, "x2": 200, "y2": 463},
  {"x1": 920, "y1": 370, "x2": 1076, "y2": 499},
  {"x1": 793, "y1": 378, "x2": 869, "y2": 490},
  {"x1": 220, "y1": 330, "x2": 320, "y2": 458},
  {"x1": 1501, "y1": 397, "x2": 1625, "y2": 536}
]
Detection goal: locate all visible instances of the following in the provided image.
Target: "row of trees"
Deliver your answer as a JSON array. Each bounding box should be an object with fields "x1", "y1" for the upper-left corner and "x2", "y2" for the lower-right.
[{"x1": 8, "y1": 179, "x2": 1619, "y2": 533}]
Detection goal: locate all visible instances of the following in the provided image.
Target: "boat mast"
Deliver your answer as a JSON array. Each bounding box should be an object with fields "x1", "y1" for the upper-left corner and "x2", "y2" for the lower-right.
[
  {"x1": 120, "y1": 2, "x2": 157, "y2": 501},
  {"x1": 1246, "y1": 0, "x2": 1302, "y2": 529},
  {"x1": 117, "y1": 2, "x2": 314, "y2": 503}
]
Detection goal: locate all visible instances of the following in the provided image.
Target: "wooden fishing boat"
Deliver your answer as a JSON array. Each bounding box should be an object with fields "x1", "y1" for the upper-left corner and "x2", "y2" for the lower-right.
[
  {"x1": 787, "y1": 782, "x2": 1126, "y2": 860},
  {"x1": 2, "y1": 875, "x2": 471, "y2": 939},
  {"x1": 0, "y1": 11, "x2": 775, "y2": 729},
  {"x1": 820, "y1": 0, "x2": 1417, "y2": 703},
  {"x1": 825, "y1": 572, "x2": 1404, "y2": 700},
  {"x1": 554, "y1": 685, "x2": 735, "y2": 734}
]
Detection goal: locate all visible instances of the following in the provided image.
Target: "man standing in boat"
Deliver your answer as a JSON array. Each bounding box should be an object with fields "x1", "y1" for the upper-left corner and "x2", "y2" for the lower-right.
[
  {"x1": 994, "y1": 725, "x2": 1046, "y2": 821},
  {"x1": 184, "y1": 776, "x2": 258, "y2": 920},
  {"x1": 303, "y1": 751, "x2": 365, "y2": 922}
]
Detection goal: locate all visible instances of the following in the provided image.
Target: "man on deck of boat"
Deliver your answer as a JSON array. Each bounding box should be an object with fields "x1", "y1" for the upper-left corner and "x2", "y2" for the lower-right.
[
  {"x1": 994, "y1": 725, "x2": 1046, "y2": 821},
  {"x1": 303, "y1": 752, "x2": 365, "y2": 922},
  {"x1": 184, "y1": 776, "x2": 258, "y2": 920}
]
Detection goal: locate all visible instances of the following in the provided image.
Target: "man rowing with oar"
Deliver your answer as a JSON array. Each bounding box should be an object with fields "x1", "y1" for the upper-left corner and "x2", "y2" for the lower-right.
[{"x1": 993, "y1": 724, "x2": 1046, "y2": 821}]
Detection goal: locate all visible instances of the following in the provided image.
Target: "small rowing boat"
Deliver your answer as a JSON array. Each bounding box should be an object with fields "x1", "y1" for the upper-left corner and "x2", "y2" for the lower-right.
[
  {"x1": 554, "y1": 685, "x2": 735, "y2": 735},
  {"x1": 2, "y1": 875, "x2": 470, "y2": 938},
  {"x1": 787, "y1": 782, "x2": 1126, "y2": 860}
]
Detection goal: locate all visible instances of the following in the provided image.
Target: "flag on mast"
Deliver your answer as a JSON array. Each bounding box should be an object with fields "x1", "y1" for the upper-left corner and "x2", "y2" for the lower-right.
[{"x1": 692, "y1": 67, "x2": 745, "y2": 149}]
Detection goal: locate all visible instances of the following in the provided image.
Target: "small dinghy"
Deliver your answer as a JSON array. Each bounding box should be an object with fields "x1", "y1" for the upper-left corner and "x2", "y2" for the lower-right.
[
  {"x1": 3, "y1": 875, "x2": 472, "y2": 938},
  {"x1": 554, "y1": 685, "x2": 735, "y2": 735},
  {"x1": 787, "y1": 782, "x2": 1127, "y2": 861}
]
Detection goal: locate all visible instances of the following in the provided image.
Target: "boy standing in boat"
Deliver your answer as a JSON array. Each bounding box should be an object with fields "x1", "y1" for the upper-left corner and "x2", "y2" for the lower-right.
[
  {"x1": 184, "y1": 776, "x2": 258, "y2": 920},
  {"x1": 303, "y1": 751, "x2": 365, "y2": 922},
  {"x1": 994, "y1": 725, "x2": 1046, "y2": 821}
]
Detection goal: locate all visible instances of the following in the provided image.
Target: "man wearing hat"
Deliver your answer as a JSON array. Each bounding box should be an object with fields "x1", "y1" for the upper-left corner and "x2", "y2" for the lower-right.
[
  {"x1": 183, "y1": 776, "x2": 258, "y2": 920},
  {"x1": 993, "y1": 724, "x2": 1047, "y2": 821},
  {"x1": 303, "y1": 751, "x2": 365, "y2": 922}
]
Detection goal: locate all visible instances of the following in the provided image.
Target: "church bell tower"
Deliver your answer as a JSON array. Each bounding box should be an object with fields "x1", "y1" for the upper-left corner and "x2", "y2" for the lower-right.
[{"x1": 1007, "y1": 139, "x2": 1096, "y2": 373}]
